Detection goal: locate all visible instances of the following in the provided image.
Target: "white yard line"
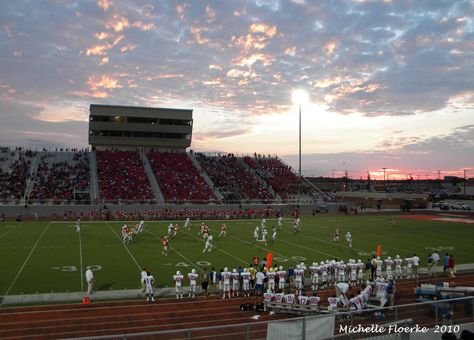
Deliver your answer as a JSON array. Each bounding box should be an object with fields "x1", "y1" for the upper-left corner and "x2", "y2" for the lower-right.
[
  {"x1": 78, "y1": 229, "x2": 84, "y2": 292},
  {"x1": 145, "y1": 230, "x2": 206, "y2": 272},
  {"x1": 279, "y1": 227, "x2": 369, "y2": 254},
  {"x1": 1, "y1": 222, "x2": 52, "y2": 306},
  {"x1": 276, "y1": 237, "x2": 338, "y2": 258},
  {"x1": 227, "y1": 234, "x2": 300, "y2": 263},
  {"x1": 105, "y1": 222, "x2": 141, "y2": 270},
  {"x1": 0, "y1": 229, "x2": 13, "y2": 239},
  {"x1": 180, "y1": 229, "x2": 248, "y2": 265}
]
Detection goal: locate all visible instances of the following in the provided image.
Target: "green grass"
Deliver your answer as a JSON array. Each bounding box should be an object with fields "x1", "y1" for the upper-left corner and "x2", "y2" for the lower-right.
[{"x1": 0, "y1": 214, "x2": 472, "y2": 297}]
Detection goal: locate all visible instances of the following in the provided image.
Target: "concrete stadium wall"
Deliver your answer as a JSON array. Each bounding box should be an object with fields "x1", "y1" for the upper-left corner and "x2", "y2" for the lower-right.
[{"x1": 0, "y1": 202, "x2": 339, "y2": 220}]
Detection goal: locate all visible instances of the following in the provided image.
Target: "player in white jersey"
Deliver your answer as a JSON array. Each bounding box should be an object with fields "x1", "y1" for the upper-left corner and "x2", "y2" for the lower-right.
[
  {"x1": 309, "y1": 262, "x2": 320, "y2": 291},
  {"x1": 309, "y1": 294, "x2": 321, "y2": 306},
  {"x1": 320, "y1": 261, "x2": 328, "y2": 289},
  {"x1": 173, "y1": 271, "x2": 184, "y2": 299},
  {"x1": 218, "y1": 223, "x2": 227, "y2": 238},
  {"x1": 139, "y1": 267, "x2": 148, "y2": 296},
  {"x1": 405, "y1": 256, "x2": 414, "y2": 278},
  {"x1": 394, "y1": 255, "x2": 403, "y2": 279},
  {"x1": 203, "y1": 234, "x2": 213, "y2": 253},
  {"x1": 76, "y1": 219, "x2": 81, "y2": 233},
  {"x1": 222, "y1": 267, "x2": 232, "y2": 299},
  {"x1": 375, "y1": 256, "x2": 383, "y2": 278},
  {"x1": 231, "y1": 268, "x2": 240, "y2": 297},
  {"x1": 254, "y1": 226, "x2": 260, "y2": 241},
  {"x1": 293, "y1": 217, "x2": 301, "y2": 233},
  {"x1": 267, "y1": 268, "x2": 276, "y2": 292},
  {"x1": 337, "y1": 261, "x2": 346, "y2": 282},
  {"x1": 348, "y1": 259, "x2": 357, "y2": 287},
  {"x1": 263, "y1": 290, "x2": 274, "y2": 310},
  {"x1": 328, "y1": 295, "x2": 341, "y2": 311},
  {"x1": 357, "y1": 259, "x2": 364, "y2": 283},
  {"x1": 184, "y1": 217, "x2": 191, "y2": 231},
  {"x1": 284, "y1": 292, "x2": 296, "y2": 304},
  {"x1": 350, "y1": 295, "x2": 363, "y2": 311},
  {"x1": 144, "y1": 272, "x2": 155, "y2": 302},
  {"x1": 261, "y1": 219, "x2": 267, "y2": 229},
  {"x1": 188, "y1": 269, "x2": 198, "y2": 298},
  {"x1": 277, "y1": 266, "x2": 286, "y2": 291},
  {"x1": 277, "y1": 216, "x2": 283, "y2": 230},
  {"x1": 167, "y1": 223, "x2": 174, "y2": 236},
  {"x1": 294, "y1": 265, "x2": 305, "y2": 296},
  {"x1": 241, "y1": 268, "x2": 251, "y2": 297},
  {"x1": 298, "y1": 293, "x2": 309, "y2": 305},
  {"x1": 274, "y1": 291, "x2": 284, "y2": 302},
  {"x1": 271, "y1": 226, "x2": 277, "y2": 242},
  {"x1": 345, "y1": 232, "x2": 352, "y2": 248},
  {"x1": 261, "y1": 228, "x2": 268, "y2": 246},
  {"x1": 137, "y1": 220, "x2": 144, "y2": 233},
  {"x1": 375, "y1": 278, "x2": 388, "y2": 306},
  {"x1": 384, "y1": 257, "x2": 394, "y2": 278}
]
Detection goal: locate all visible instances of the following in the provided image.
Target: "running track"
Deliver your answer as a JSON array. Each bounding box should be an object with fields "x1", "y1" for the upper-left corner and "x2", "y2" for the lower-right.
[{"x1": 1, "y1": 272, "x2": 473, "y2": 339}]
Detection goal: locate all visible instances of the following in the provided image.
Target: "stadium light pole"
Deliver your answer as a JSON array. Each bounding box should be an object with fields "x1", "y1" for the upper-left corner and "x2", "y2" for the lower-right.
[{"x1": 292, "y1": 89, "x2": 309, "y2": 179}]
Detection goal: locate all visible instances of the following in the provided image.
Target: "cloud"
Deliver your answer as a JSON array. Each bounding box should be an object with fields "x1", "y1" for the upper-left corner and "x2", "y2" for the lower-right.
[
  {"x1": 97, "y1": 0, "x2": 112, "y2": 11},
  {"x1": 194, "y1": 128, "x2": 252, "y2": 142},
  {"x1": 87, "y1": 74, "x2": 122, "y2": 91},
  {"x1": 0, "y1": 0, "x2": 473, "y2": 173}
]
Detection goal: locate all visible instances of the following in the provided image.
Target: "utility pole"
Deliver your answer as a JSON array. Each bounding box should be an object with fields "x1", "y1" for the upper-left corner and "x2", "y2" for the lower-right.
[
  {"x1": 437, "y1": 170, "x2": 442, "y2": 189},
  {"x1": 382, "y1": 167, "x2": 387, "y2": 191},
  {"x1": 464, "y1": 169, "x2": 468, "y2": 196},
  {"x1": 344, "y1": 170, "x2": 349, "y2": 191}
]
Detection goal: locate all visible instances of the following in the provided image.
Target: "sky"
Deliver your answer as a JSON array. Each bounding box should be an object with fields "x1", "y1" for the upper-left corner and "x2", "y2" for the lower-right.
[{"x1": 0, "y1": 0, "x2": 473, "y2": 179}]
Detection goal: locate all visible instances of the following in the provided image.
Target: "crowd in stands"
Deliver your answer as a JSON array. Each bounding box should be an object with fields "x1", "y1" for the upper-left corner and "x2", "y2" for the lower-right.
[
  {"x1": 96, "y1": 150, "x2": 154, "y2": 202},
  {"x1": 29, "y1": 152, "x2": 90, "y2": 202},
  {"x1": 147, "y1": 152, "x2": 216, "y2": 202},
  {"x1": 196, "y1": 153, "x2": 274, "y2": 201},
  {"x1": 0, "y1": 151, "x2": 34, "y2": 200},
  {"x1": 244, "y1": 154, "x2": 311, "y2": 199},
  {"x1": 58, "y1": 207, "x2": 279, "y2": 221}
]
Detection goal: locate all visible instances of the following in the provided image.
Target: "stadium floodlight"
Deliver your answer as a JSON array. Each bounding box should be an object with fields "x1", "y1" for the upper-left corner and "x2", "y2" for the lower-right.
[{"x1": 292, "y1": 89, "x2": 309, "y2": 178}]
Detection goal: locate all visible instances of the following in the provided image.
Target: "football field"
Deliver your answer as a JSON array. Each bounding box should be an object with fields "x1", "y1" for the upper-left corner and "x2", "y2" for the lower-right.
[{"x1": 1, "y1": 214, "x2": 473, "y2": 301}]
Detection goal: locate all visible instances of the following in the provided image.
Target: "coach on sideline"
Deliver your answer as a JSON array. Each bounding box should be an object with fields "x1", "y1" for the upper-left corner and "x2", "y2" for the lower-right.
[{"x1": 85, "y1": 266, "x2": 95, "y2": 296}]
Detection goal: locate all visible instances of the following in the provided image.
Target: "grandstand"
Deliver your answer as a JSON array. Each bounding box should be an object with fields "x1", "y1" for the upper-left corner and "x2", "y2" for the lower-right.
[{"x1": 0, "y1": 149, "x2": 322, "y2": 210}]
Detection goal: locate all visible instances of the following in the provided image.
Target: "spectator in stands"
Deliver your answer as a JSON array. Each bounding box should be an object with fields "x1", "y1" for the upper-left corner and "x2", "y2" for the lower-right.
[{"x1": 96, "y1": 150, "x2": 153, "y2": 202}]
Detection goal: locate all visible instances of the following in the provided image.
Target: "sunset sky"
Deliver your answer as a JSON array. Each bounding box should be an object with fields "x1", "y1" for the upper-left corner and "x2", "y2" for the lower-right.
[{"x1": 0, "y1": 0, "x2": 473, "y2": 179}]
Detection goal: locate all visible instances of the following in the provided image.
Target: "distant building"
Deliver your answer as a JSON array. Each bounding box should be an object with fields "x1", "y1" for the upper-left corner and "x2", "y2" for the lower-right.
[{"x1": 88, "y1": 104, "x2": 193, "y2": 151}]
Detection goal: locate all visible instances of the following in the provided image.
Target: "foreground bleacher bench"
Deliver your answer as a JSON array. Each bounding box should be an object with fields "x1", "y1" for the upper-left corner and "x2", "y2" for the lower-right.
[{"x1": 264, "y1": 301, "x2": 324, "y2": 316}]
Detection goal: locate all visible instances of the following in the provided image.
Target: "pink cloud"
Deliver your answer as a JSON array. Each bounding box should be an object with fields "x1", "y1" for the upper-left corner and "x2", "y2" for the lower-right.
[{"x1": 97, "y1": 0, "x2": 111, "y2": 11}]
